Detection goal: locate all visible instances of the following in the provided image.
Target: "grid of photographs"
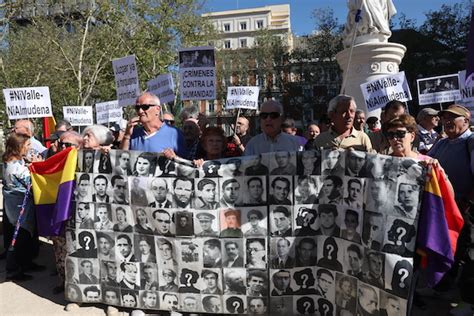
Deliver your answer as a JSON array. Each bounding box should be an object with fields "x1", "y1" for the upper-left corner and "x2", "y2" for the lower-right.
[{"x1": 65, "y1": 149, "x2": 424, "y2": 315}]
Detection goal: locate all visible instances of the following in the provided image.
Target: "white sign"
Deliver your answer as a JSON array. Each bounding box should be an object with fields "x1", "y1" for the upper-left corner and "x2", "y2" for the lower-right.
[
  {"x1": 225, "y1": 86, "x2": 259, "y2": 110},
  {"x1": 459, "y1": 70, "x2": 474, "y2": 103},
  {"x1": 417, "y1": 74, "x2": 461, "y2": 105},
  {"x1": 146, "y1": 73, "x2": 175, "y2": 104},
  {"x1": 95, "y1": 100, "x2": 122, "y2": 125},
  {"x1": 63, "y1": 106, "x2": 94, "y2": 126},
  {"x1": 360, "y1": 72, "x2": 412, "y2": 111},
  {"x1": 112, "y1": 55, "x2": 140, "y2": 107},
  {"x1": 3, "y1": 86, "x2": 52, "y2": 120},
  {"x1": 179, "y1": 46, "x2": 216, "y2": 101}
]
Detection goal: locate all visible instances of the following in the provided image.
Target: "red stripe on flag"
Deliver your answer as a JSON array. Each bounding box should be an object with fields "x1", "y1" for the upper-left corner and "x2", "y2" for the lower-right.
[{"x1": 29, "y1": 147, "x2": 73, "y2": 175}]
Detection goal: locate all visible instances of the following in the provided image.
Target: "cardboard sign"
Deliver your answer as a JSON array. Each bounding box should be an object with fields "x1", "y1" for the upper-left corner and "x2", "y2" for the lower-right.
[
  {"x1": 225, "y1": 86, "x2": 259, "y2": 110},
  {"x1": 112, "y1": 55, "x2": 140, "y2": 107},
  {"x1": 95, "y1": 100, "x2": 123, "y2": 125},
  {"x1": 179, "y1": 46, "x2": 216, "y2": 100},
  {"x1": 360, "y1": 72, "x2": 412, "y2": 111},
  {"x1": 147, "y1": 73, "x2": 175, "y2": 104},
  {"x1": 63, "y1": 106, "x2": 94, "y2": 126},
  {"x1": 417, "y1": 74, "x2": 461, "y2": 105},
  {"x1": 3, "y1": 86, "x2": 53, "y2": 119}
]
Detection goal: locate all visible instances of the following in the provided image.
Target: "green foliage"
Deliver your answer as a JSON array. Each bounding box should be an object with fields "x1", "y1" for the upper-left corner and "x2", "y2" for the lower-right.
[{"x1": 0, "y1": 0, "x2": 213, "y2": 125}]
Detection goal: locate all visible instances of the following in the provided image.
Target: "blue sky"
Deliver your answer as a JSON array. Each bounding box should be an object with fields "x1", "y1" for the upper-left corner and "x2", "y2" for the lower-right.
[{"x1": 202, "y1": 0, "x2": 454, "y2": 36}]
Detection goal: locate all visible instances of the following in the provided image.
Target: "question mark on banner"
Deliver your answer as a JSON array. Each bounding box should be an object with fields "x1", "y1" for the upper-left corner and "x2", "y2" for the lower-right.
[
  {"x1": 301, "y1": 274, "x2": 309, "y2": 289},
  {"x1": 84, "y1": 236, "x2": 91, "y2": 250},
  {"x1": 398, "y1": 268, "x2": 409, "y2": 288},
  {"x1": 207, "y1": 164, "x2": 215, "y2": 174},
  {"x1": 232, "y1": 300, "x2": 241, "y2": 313},
  {"x1": 326, "y1": 244, "x2": 334, "y2": 260},
  {"x1": 303, "y1": 301, "x2": 311, "y2": 313},
  {"x1": 396, "y1": 227, "x2": 407, "y2": 246},
  {"x1": 322, "y1": 303, "x2": 330, "y2": 316},
  {"x1": 185, "y1": 273, "x2": 193, "y2": 287}
]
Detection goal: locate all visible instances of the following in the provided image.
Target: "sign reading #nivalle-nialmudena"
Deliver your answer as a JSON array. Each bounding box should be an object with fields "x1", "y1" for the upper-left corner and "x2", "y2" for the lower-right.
[
  {"x1": 63, "y1": 106, "x2": 94, "y2": 126},
  {"x1": 3, "y1": 86, "x2": 53, "y2": 119}
]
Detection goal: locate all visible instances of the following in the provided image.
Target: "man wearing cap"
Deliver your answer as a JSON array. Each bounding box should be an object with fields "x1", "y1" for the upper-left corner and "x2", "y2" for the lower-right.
[
  {"x1": 244, "y1": 100, "x2": 301, "y2": 156},
  {"x1": 120, "y1": 92, "x2": 187, "y2": 157},
  {"x1": 196, "y1": 212, "x2": 219, "y2": 237},
  {"x1": 429, "y1": 104, "x2": 474, "y2": 213},
  {"x1": 313, "y1": 95, "x2": 372, "y2": 151},
  {"x1": 220, "y1": 209, "x2": 243, "y2": 238},
  {"x1": 416, "y1": 107, "x2": 440, "y2": 154},
  {"x1": 195, "y1": 179, "x2": 220, "y2": 210}
]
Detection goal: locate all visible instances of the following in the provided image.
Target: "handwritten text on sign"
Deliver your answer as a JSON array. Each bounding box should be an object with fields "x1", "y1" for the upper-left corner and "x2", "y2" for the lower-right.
[
  {"x1": 63, "y1": 106, "x2": 94, "y2": 126},
  {"x1": 112, "y1": 55, "x2": 140, "y2": 107},
  {"x1": 95, "y1": 100, "x2": 122, "y2": 125},
  {"x1": 147, "y1": 73, "x2": 175, "y2": 105},
  {"x1": 3, "y1": 86, "x2": 52, "y2": 119},
  {"x1": 360, "y1": 72, "x2": 412, "y2": 111},
  {"x1": 225, "y1": 86, "x2": 260, "y2": 110}
]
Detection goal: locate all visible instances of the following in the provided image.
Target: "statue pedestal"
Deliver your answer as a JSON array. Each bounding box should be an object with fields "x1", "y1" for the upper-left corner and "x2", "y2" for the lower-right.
[{"x1": 336, "y1": 42, "x2": 406, "y2": 118}]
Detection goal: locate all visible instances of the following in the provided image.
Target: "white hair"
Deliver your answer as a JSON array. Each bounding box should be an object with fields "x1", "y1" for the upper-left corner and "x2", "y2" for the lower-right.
[
  {"x1": 82, "y1": 124, "x2": 113, "y2": 145},
  {"x1": 327, "y1": 95, "x2": 356, "y2": 114}
]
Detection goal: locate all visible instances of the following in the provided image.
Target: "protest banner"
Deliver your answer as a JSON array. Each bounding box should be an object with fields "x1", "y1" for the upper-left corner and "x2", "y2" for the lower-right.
[
  {"x1": 112, "y1": 55, "x2": 140, "y2": 107},
  {"x1": 63, "y1": 106, "x2": 94, "y2": 126},
  {"x1": 3, "y1": 86, "x2": 52, "y2": 120},
  {"x1": 459, "y1": 70, "x2": 474, "y2": 103},
  {"x1": 417, "y1": 74, "x2": 461, "y2": 106},
  {"x1": 225, "y1": 86, "x2": 259, "y2": 110},
  {"x1": 66, "y1": 149, "x2": 423, "y2": 315},
  {"x1": 147, "y1": 73, "x2": 175, "y2": 105},
  {"x1": 179, "y1": 46, "x2": 216, "y2": 101},
  {"x1": 95, "y1": 100, "x2": 123, "y2": 125},
  {"x1": 360, "y1": 72, "x2": 412, "y2": 111}
]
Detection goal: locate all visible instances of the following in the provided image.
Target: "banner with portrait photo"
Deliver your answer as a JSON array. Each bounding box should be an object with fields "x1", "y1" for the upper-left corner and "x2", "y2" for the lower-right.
[{"x1": 65, "y1": 148, "x2": 425, "y2": 315}]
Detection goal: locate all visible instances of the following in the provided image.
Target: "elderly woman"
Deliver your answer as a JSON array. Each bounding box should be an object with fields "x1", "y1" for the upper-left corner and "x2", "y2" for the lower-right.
[
  {"x1": 133, "y1": 152, "x2": 157, "y2": 176},
  {"x1": 3, "y1": 133, "x2": 42, "y2": 280},
  {"x1": 82, "y1": 124, "x2": 114, "y2": 173}
]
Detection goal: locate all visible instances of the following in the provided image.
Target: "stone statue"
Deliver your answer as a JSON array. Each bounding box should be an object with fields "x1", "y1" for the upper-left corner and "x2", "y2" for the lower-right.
[{"x1": 343, "y1": 0, "x2": 397, "y2": 48}]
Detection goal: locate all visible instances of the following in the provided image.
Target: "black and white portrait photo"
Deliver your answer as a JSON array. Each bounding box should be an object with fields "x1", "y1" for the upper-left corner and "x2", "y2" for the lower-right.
[
  {"x1": 96, "y1": 232, "x2": 115, "y2": 261},
  {"x1": 78, "y1": 258, "x2": 100, "y2": 284},
  {"x1": 129, "y1": 177, "x2": 149, "y2": 207},
  {"x1": 242, "y1": 176, "x2": 267, "y2": 206},
  {"x1": 316, "y1": 204, "x2": 341, "y2": 237},
  {"x1": 220, "y1": 158, "x2": 243, "y2": 177},
  {"x1": 156, "y1": 237, "x2": 177, "y2": 267},
  {"x1": 148, "y1": 177, "x2": 172, "y2": 209},
  {"x1": 222, "y1": 240, "x2": 245, "y2": 268},
  {"x1": 201, "y1": 269, "x2": 222, "y2": 294},
  {"x1": 292, "y1": 267, "x2": 317, "y2": 295},
  {"x1": 76, "y1": 202, "x2": 94, "y2": 229},
  {"x1": 362, "y1": 211, "x2": 385, "y2": 251},
  {"x1": 175, "y1": 211, "x2": 194, "y2": 237},
  {"x1": 297, "y1": 149, "x2": 321, "y2": 175},
  {"x1": 101, "y1": 260, "x2": 119, "y2": 287},
  {"x1": 83, "y1": 285, "x2": 102, "y2": 303},
  {"x1": 71, "y1": 230, "x2": 97, "y2": 258},
  {"x1": 132, "y1": 151, "x2": 158, "y2": 177},
  {"x1": 270, "y1": 269, "x2": 293, "y2": 296},
  {"x1": 248, "y1": 297, "x2": 268, "y2": 315},
  {"x1": 152, "y1": 209, "x2": 175, "y2": 237},
  {"x1": 139, "y1": 290, "x2": 159, "y2": 309},
  {"x1": 321, "y1": 149, "x2": 345, "y2": 177},
  {"x1": 133, "y1": 207, "x2": 154, "y2": 235},
  {"x1": 357, "y1": 283, "x2": 380, "y2": 316},
  {"x1": 179, "y1": 240, "x2": 201, "y2": 265},
  {"x1": 82, "y1": 150, "x2": 95, "y2": 173},
  {"x1": 270, "y1": 237, "x2": 295, "y2": 269},
  {"x1": 294, "y1": 237, "x2": 317, "y2": 267},
  {"x1": 194, "y1": 211, "x2": 220, "y2": 237},
  {"x1": 294, "y1": 205, "x2": 319, "y2": 236},
  {"x1": 243, "y1": 154, "x2": 270, "y2": 176},
  {"x1": 92, "y1": 174, "x2": 111, "y2": 203},
  {"x1": 161, "y1": 292, "x2": 179, "y2": 311},
  {"x1": 270, "y1": 151, "x2": 297, "y2": 175},
  {"x1": 345, "y1": 150, "x2": 367, "y2": 177},
  {"x1": 180, "y1": 294, "x2": 201, "y2": 313},
  {"x1": 340, "y1": 208, "x2": 363, "y2": 244},
  {"x1": 119, "y1": 261, "x2": 140, "y2": 290},
  {"x1": 246, "y1": 238, "x2": 266, "y2": 269},
  {"x1": 134, "y1": 235, "x2": 156, "y2": 263},
  {"x1": 111, "y1": 175, "x2": 130, "y2": 205},
  {"x1": 270, "y1": 296, "x2": 293, "y2": 315},
  {"x1": 140, "y1": 263, "x2": 159, "y2": 290},
  {"x1": 393, "y1": 182, "x2": 420, "y2": 219},
  {"x1": 270, "y1": 206, "x2": 292, "y2": 237},
  {"x1": 219, "y1": 178, "x2": 242, "y2": 208},
  {"x1": 223, "y1": 268, "x2": 247, "y2": 295},
  {"x1": 112, "y1": 205, "x2": 134, "y2": 233},
  {"x1": 335, "y1": 274, "x2": 357, "y2": 316},
  {"x1": 344, "y1": 242, "x2": 364, "y2": 279},
  {"x1": 75, "y1": 173, "x2": 92, "y2": 202},
  {"x1": 103, "y1": 287, "x2": 120, "y2": 305},
  {"x1": 113, "y1": 150, "x2": 132, "y2": 176},
  {"x1": 343, "y1": 178, "x2": 365, "y2": 210},
  {"x1": 203, "y1": 238, "x2": 222, "y2": 268},
  {"x1": 158, "y1": 268, "x2": 178, "y2": 292},
  {"x1": 315, "y1": 268, "x2": 335, "y2": 301},
  {"x1": 194, "y1": 178, "x2": 220, "y2": 210},
  {"x1": 295, "y1": 175, "x2": 319, "y2": 204},
  {"x1": 94, "y1": 203, "x2": 114, "y2": 231},
  {"x1": 247, "y1": 269, "x2": 268, "y2": 296},
  {"x1": 241, "y1": 207, "x2": 268, "y2": 237},
  {"x1": 380, "y1": 291, "x2": 406, "y2": 316},
  {"x1": 318, "y1": 175, "x2": 343, "y2": 205},
  {"x1": 171, "y1": 177, "x2": 194, "y2": 208},
  {"x1": 268, "y1": 176, "x2": 293, "y2": 205},
  {"x1": 365, "y1": 179, "x2": 395, "y2": 212},
  {"x1": 363, "y1": 250, "x2": 385, "y2": 289},
  {"x1": 115, "y1": 233, "x2": 136, "y2": 262}
]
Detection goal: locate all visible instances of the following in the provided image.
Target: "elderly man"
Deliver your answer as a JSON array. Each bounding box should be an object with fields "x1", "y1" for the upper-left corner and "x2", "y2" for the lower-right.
[
  {"x1": 244, "y1": 100, "x2": 301, "y2": 155},
  {"x1": 416, "y1": 107, "x2": 440, "y2": 154},
  {"x1": 313, "y1": 95, "x2": 372, "y2": 151},
  {"x1": 121, "y1": 92, "x2": 186, "y2": 156},
  {"x1": 13, "y1": 119, "x2": 47, "y2": 154},
  {"x1": 227, "y1": 116, "x2": 252, "y2": 155}
]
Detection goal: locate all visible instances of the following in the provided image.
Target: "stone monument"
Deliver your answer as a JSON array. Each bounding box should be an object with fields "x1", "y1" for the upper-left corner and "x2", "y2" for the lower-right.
[{"x1": 336, "y1": 0, "x2": 406, "y2": 118}]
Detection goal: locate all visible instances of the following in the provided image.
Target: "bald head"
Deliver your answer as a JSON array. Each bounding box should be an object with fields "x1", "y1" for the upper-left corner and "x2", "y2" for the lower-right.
[{"x1": 14, "y1": 120, "x2": 34, "y2": 137}]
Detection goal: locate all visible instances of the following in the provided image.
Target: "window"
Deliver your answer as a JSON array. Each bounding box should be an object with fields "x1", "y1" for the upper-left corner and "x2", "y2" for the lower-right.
[
  {"x1": 208, "y1": 102, "x2": 215, "y2": 113},
  {"x1": 256, "y1": 20, "x2": 264, "y2": 29},
  {"x1": 240, "y1": 39, "x2": 247, "y2": 48},
  {"x1": 224, "y1": 40, "x2": 231, "y2": 49},
  {"x1": 223, "y1": 23, "x2": 230, "y2": 32},
  {"x1": 240, "y1": 22, "x2": 247, "y2": 30}
]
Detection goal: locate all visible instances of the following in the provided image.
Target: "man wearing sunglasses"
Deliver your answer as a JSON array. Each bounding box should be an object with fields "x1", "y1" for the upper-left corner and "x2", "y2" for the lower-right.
[
  {"x1": 120, "y1": 92, "x2": 186, "y2": 157},
  {"x1": 244, "y1": 100, "x2": 301, "y2": 156},
  {"x1": 313, "y1": 94, "x2": 372, "y2": 152}
]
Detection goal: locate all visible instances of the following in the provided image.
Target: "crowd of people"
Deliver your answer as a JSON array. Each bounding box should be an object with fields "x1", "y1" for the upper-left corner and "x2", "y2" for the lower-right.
[{"x1": 1, "y1": 90, "x2": 473, "y2": 315}]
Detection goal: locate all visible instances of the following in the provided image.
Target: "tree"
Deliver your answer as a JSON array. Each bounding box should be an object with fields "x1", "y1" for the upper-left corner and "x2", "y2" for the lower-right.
[{"x1": 0, "y1": 0, "x2": 213, "y2": 124}]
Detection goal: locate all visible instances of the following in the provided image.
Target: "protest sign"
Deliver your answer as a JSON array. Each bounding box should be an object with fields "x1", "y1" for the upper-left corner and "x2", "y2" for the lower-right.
[
  {"x1": 3, "y1": 86, "x2": 52, "y2": 120},
  {"x1": 360, "y1": 72, "x2": 412, "y2": 111},
  {"x1": 112, "y1": 55, "x2": 140, "y2": 107},
  {"x1": 459, "y1": 70, "x2": 474, "y2": 103},
  {"x1": 67, "y1": 149, "x2": 422, "y2": 315},
  {"x1": 147, "y1": 73, "x2": 175, "y2": 105},
  {"x1": 179, "y1": 46, "x2": 216, "y2": 100},
  {"x1": 95, "y1": 100, "x2": 123, "y2": 125},
  {"x1": 225, "y1": 86, "x2": 259, "y2": 110},
  {"x1": 417, "y1": 74, "x2": 461, "y2": 105},
  {"x1": 63, "y1": 106, "x2": 93, "y2": 126}
]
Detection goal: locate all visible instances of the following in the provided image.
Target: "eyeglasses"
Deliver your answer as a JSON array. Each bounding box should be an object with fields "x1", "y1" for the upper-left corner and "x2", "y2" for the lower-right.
[
  {"x1": 135, "y1": 104, "x2": 155, "y2": 112},
  {"x1": 164, "y1": 119, "x2": 175, "y2": 126},
  {"x1": 259, "y1": 112, "x2": 280, "y2": 120},
  {"x1": 59, "y1": 141, "x2": 76, "y2": 148},
  {"x1": 385, "y1": 130, "x2": 408, "y2": 140}
]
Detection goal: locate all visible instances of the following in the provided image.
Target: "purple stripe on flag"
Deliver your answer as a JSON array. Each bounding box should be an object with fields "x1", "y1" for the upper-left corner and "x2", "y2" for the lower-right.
[
  {"x1": 35, "y1": 180, "x2": 75, "y2": 237},
  {"x1": 418, "y1": 191, "x2": 454, "y2": 287},
  {"x1": 466, "y1": 8, "x2": 474, "y2": 85}
]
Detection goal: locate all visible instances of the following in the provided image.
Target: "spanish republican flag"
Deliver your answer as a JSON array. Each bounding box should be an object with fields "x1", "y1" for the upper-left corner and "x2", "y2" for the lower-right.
[
  {"x1": 29, "y1": 147, "x2": 77, "y2": 236},
  {"x1": 417, "y1": 165, "x2": 464, "y2": 287}
]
